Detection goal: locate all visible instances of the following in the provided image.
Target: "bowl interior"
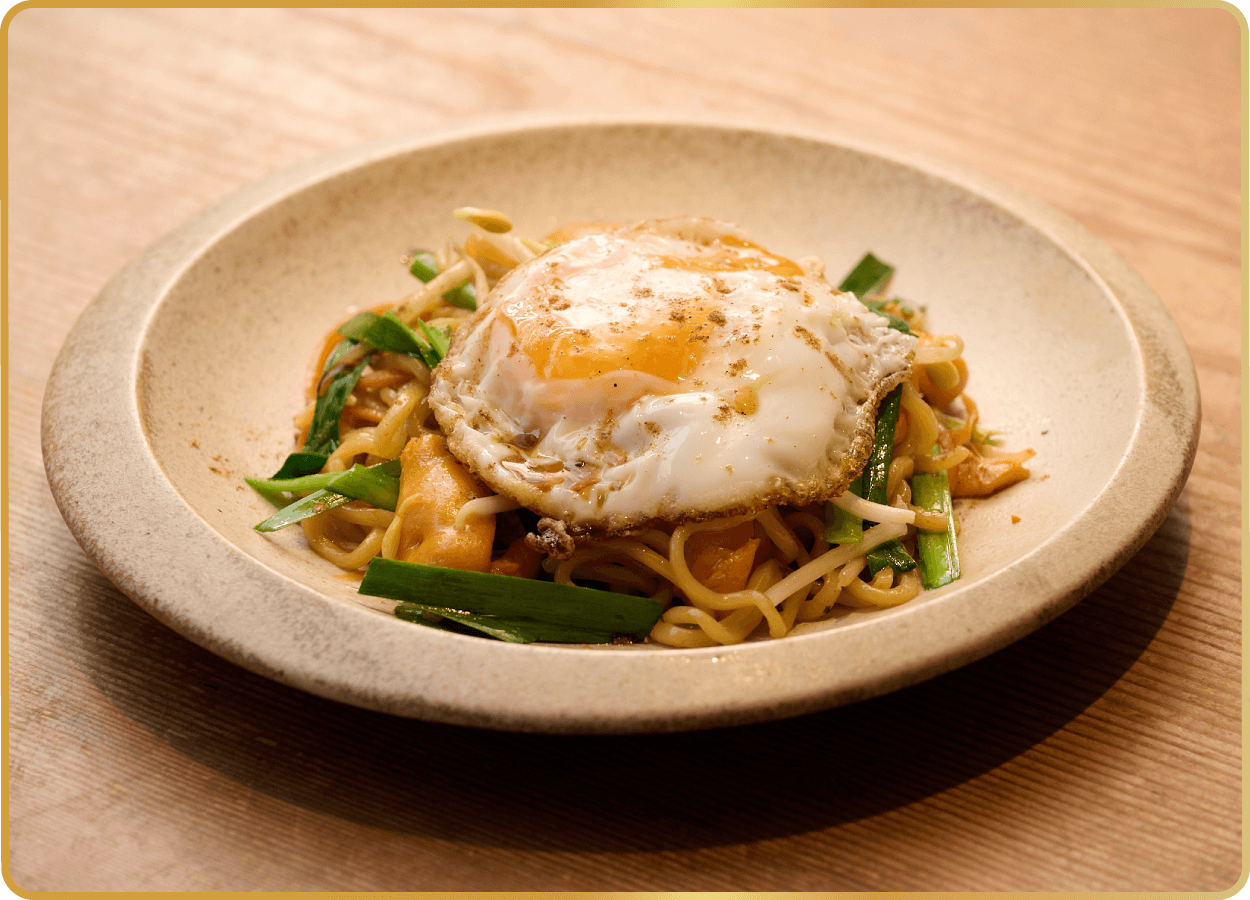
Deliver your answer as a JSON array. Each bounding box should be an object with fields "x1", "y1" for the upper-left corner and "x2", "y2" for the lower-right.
[{"x1": 137, "y1": 123, "x2": 1140, "y2": 638}]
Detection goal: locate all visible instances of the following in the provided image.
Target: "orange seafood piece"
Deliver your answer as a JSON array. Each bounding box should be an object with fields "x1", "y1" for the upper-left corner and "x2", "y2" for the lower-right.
[
  {"x1": 489, "y1": 537, "x2": 544, "y2": 579},
  {"x1": 948, "y1": 452, "x2": 1033, "y2": 498},
  {"x1": 394, "y1": 433, "x2": 495, "y2": 571},
  {"x1": 685, "y1": 521, "x2": 760, "y2": 594}
]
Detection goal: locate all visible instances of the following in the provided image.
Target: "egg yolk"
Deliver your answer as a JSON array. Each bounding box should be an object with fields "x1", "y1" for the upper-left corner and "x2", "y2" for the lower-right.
[{"x1": 494, "y1": 229, "x2": 803, "y2": 384}]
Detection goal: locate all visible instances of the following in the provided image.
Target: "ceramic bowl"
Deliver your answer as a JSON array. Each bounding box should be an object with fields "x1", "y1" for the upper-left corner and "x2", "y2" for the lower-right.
[{"x1": 42, "y1": 115, "x2": 1200, "y2": 733}]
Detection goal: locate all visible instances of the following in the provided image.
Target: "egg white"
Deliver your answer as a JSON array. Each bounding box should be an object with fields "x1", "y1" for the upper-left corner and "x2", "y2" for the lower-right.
[{"x1": 429, "y1": 217, "x2": 916, "y2": 536}]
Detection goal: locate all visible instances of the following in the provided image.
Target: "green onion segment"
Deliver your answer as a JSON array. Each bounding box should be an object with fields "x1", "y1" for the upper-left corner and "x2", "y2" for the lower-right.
[
  {"x1": 824, "y1": 474, "x2": 864, "y2": 545},
  {"x1": 337, "y1": 310, "x2": 449, "y2": 370},
  {"x1": 250, "y1": 459, "x2": 402, "y2": 532},
  {"x1": 840, "y1": 253, "x2": 912, "y2": 334},
  {"x1": 410, "y1": 250, "x2": 477, "y2": 310},
  {"x1": 360, "y1": 557, "x2": 664, "y2": 644},
  {"x1": 839, "y1": 252, "x2": 894, "y2": 299},
  {"x1": 913, "y1": 446, "x2": 961, "y2": 589},
  {"x1": 304, "y1": 356, "x2": 369, "y2": 456},
  {"x1": 253, "y1": 489, "x2": 353, "y2": 533},
  {"x1": 862, "y1": 298, "x2": 913, "y2": 335},
  {"x1": 270, "y1": 450, "x2": 332, "y2": 481},
  {"x1": 863, "y1": 385, "x2": 917, "y2": 576}
]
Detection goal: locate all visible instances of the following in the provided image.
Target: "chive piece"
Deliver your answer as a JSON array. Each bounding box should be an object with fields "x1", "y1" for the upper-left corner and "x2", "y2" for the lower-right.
[
  {"x1": 838, "y1": 252, "x2": 894, "y2": 299},
  {"x1": 913, "y1": 451, "x2": 961, "y2": 589},
  {"x1": 863, "y1": 386, "x2": 902, "y2": 505},
  {"x1": 868, "y1": 540, "x2": 918, "y2": 577},
  {"x1": 394, "y1": 602, "x2": 623, "y2": 644},
  {"x1": 322, "y1": 458, "x2": 402, "y2": 510},
  {"x1": 254, "y1": 489, "x2": 353, "y2": 533},
  {"x1": 321, "y1": 337, "x2": 358, "y2": 376},
  {"x1": 338, "y1": 310, "x2": 450, "y2": 369},
  {"x1": 249, "y1": 458, "x2": 401, "y2": 510},
  {"x1": 250, "y1": 483, "x2": 290, "y2": 510},
  {"x1": 251, "y1": 459, "x2": 403, "y2": 532},
  {"x1": 408, "y1": 251, "x2": 441, "y2": 283},
  {"x1": 252, "y1": 449, "x2": 328, "y2": 507},
  {"x1": 304, "y1": 356, "x2": 369, "y2": 456},
  {"x1": 861, "y1": 298, "x2": 913, "y2": 335},
  {"x1": 409, "y1": 250, "x2": 477, "y2": 311},
  {"x1": 360, "y1": 558, "x2": 663, "y2": 641},
  {"x1": 393, "y1": 604, "x2": 496, "y2": 638},
  {"x1": 863, "y1": 385, "x2": 918, "y2": 576},
  {"x1": 270, "y1": 450, "x2": 331, "y2": 480},
  {"x1": 825, "y1": 475, "x2": 864, "y2": 544},
  {"x1": 246, "y1": 470, "x2": 341, "y2": 497},
  {"x1": 416, "y1": 318, "x2": 451, "y2": 361}
]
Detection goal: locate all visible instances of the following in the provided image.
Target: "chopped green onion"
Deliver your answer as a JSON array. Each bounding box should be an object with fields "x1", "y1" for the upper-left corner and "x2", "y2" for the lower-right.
[
  {"x1": 409, "y1": 250, "x2": 477, "y2": 311},
  {"x1": 416, "y1": 318, "x2": 451, "y2": 361},
  {"x1": 913, "y1": 447, "x2": 961, "y2": 589},
  {"x1": 321, "y1": 337, "x2": 359, "y2": 375},
  {"x1": 863, "y1": 385, "x2": 917, "y2": 576},
  {"x1": 863, "y1": 385, "x2": 901, "y2": 504},
  {"x1": 868, "y1": 540, "x2": 918, "y2": 576},
  {"x1": 254, "y1": 451, "x2": 332, "y2": 507},
  {"x1": 254, "y1": 489, "x2": 353, "y2": 533},
  {"x1": 392, "y1": 604, "x2": 499, "y2": 639},
  {"x1": 824, "y1": 475, "x2": 864, "y2": 544},
  {"x1": 862, "y1": 298, "x2": 913, "y2": 335},
  {"x1": 360, "y1": 557, "x2": 663, "y2": 643},
  {"x1": 838, "y1": 252, "x2": 894, "y2": 299},
  {"x1": 394, "y1": 602, "x2": 629, "y2": 644},
  {"x1": 270, "y1": 450, "x2": 331, "y2": 480},
  {"x1": 247, "y1": 470, "x2": 343, "y2": 497},
  {"x1": 337, "y1": 310, "x2": 449, "y2": 369},
  {"x1": 304, "y1": 356, "x2": 369, "y2": 456},
  {"x1": 840, "y1": 254, "x2": 912, "y2": 334},
  {"x1": 251, "y1": 459, "x2": 402, "y2": 532},
  {"x1": 408, "y1": 251, "x2": 441, "y2": 283},
  {"x1": 322, "y1": 458, "x2": 402, "y2": 510}
]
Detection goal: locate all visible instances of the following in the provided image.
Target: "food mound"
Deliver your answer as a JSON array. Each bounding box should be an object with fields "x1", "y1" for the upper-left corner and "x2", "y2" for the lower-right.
[{"x1": 248, "y1": 209, "x2": 1033, "y2": 647}]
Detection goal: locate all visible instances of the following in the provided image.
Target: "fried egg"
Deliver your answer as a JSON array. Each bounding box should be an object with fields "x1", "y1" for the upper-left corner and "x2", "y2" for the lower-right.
[{"x1": 429, "y1": 217, "x2": 916, "y2": 536}]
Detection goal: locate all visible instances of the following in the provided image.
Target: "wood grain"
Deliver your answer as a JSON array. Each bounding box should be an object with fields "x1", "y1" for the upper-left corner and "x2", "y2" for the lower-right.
[{"x1": 7, "y1": 7, "x2": 1241, "y2": 891}]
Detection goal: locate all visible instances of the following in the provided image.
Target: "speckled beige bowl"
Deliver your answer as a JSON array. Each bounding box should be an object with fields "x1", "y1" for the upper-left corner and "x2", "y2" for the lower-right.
[{"x1": 42, "y1": 115, "x2": 1200, "y2": 733}]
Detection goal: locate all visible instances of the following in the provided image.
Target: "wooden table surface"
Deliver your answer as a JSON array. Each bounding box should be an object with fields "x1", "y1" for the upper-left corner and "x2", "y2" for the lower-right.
[{"x1": 7, "y1": 8, "x2": 1243, "y2": 892}]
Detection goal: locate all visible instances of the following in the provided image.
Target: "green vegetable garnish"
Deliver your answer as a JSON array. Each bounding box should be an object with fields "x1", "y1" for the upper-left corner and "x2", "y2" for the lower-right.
[
  {"x1": 360, "y1": 558, "x2": 664, "y2": 644},
  {"x1": 304, "y1": 356, "x2": 370, "y2": 456},
  {"x1": 913, "y1": 446, "x2": 961, "y2": 589},
  {"x1": 862, "y1": 298, "x2": 913, "y2": 335},
  {"x1": 253, "y1": 489, "x2": 353, "y2": 533},
  {"x1": 408, "y1": 250, "x2": 440, "y2": 283},
  {"x1": 320, "y1": 458, "x2": 403, "y2": 510},
  {"x1": 409, "y1": 249, "x2": 477, "y2": 311},
  {"x1": 416, "y1": 318, "x2": 451, "y2": 361},
  {"x1": 270, "y1": 450, "x2": 332, "y2": 481},
  {"x1": 824, "y1": 474, "x2": 864, "y2": 545},
  {"x1": 840, "y1": 253, "x2": 912, "y2": 334},
  {"x1": 863, "y1": 385, "x2": 917, "y2": 576},
  {"x1": 337, "y1": 310, "x2": 450, "y2": 371},
  {"x1": 250, "y1": 459, "x2": 402, "y2": 532},
  {"x1": 838, "y1": 252, "x2": 894, "y2": 299},
  {"x1": 394, "y1": 603, "x2": 636, "y2": 644}
]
